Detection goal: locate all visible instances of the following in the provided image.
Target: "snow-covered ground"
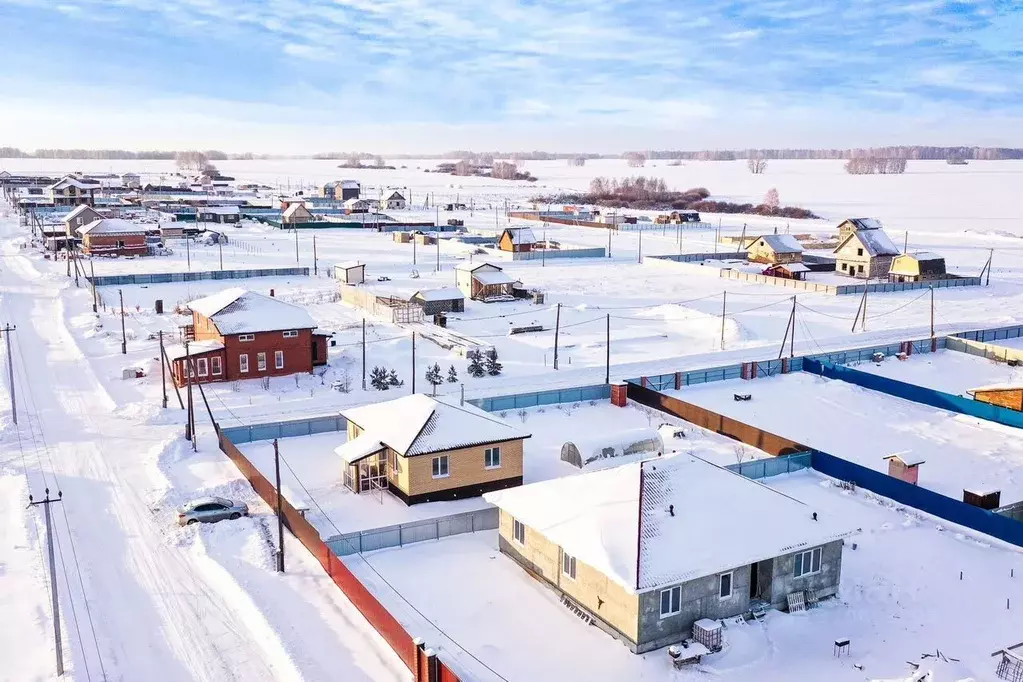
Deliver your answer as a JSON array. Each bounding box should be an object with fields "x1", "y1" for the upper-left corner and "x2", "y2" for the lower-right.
[
  {"x1": 236, "y1": 402, "x2": 772, "y2": 537},
  {"x1": 989, "y1": 335, "x2": 1023, "y2": 352},
  {"x1": 347, "y1": 470, "x2": 1023, "y2": 682},
  {"x1": 851, "y1": 349, "x2": 1023, "y2": 396},
  {"x1": 667, "y1": 372, "x2": 1023, "y2": 502}
]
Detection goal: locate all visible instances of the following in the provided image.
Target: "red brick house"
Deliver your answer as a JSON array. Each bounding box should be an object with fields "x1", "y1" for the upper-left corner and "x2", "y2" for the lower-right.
[
  {"x1": 168, "y1": 288, "x2": 330, "y2": 387},
  {"x1": 77, "y1": 218, "x2": 150, "y2": 256}
]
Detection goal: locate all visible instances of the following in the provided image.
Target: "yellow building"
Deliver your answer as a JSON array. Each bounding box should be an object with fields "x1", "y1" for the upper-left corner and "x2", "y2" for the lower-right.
[
  {"x1": 888, "y1": 252, "x2": 946, "y2": 282},
  {"x1": 336, "y1": 394, "x2": 530, "y2": 505}
]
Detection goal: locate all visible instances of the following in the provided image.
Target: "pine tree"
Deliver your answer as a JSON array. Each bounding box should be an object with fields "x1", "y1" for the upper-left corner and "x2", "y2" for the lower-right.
[
  {"x1": 425, "y1": 363, "x2": 443, "y2": 395},
  {"x1": 387, "y1": 369, "x2": 403, "y2": 387},
  {"x1": 446, "y1": 364, "x2": 459, "y2": 383},
  {"x1": 467, "y1": 349, "x2": 485, "y2": 378},
  {"x1": 485, "y1": 348, "x2": 502, "y2": 376},
  {"x1": 370, "y1": 366, "x2": 389, "y2": 391}
]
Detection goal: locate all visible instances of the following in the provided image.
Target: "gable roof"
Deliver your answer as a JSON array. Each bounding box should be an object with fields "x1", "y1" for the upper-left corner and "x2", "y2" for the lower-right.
[
  {"x1": 188, "y1": 288, "x2": 317, "y2": 334},
  {"x1": 842, "y1": 217, "x2": 883, "y2": 230},
  {"x1": 895, "y1": 251, "x2": 943, "y2": 262},
  {"x1": 386, "y1": 191, "x2": 406, "y2": 201},
  {"x1": 501, "y1": 227, "x2": 537, "y2": 245},
  {"x1": 412, "y1": 286, "x2": 464, "y2": 302},
  {"x1": 968, "y1": 384, "x2": 1023, "y2": 395},
  {"x1": 344, "y1": 197, "x2": 370, "y2": 207},
  {"x1": 486, "y1": 454, "x2": 856, "y2": 593},
  {"x1": 282, "y1": 203, "x2": 311, "y2": 218},
  {"x1": 336, "y1": 261, "x2": 365, "y2": 271},
  {"x1": 341, "y1": 394, "x2": 530, "y2": 458},
  {"x1": 77, "y1": 218, "x2": 149, "y2": 236},
  {"x1": 835, "y1": 228, "x2": 900, "y2": 257},
  {"x1": 454, "y1": 261, "x2": 501, "y2": 273},
  {"x1": 766, "y1": 262, "x2": 810, "y2": 273},
  {"x1": 200, "y1": 205, "x2": 239, "y2": 215},
  {"x1": 755, "y1": 234, "x2": 802, "y2": 254},
  {"x1": 63, "y1": 204, "x2": 102, "y2": 223}
]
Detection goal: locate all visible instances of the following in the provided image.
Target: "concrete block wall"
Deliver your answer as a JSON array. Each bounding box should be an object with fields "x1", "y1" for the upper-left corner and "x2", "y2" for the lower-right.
[{"x1": 768, "y1": 540, "x2": 843, "y2": 610}]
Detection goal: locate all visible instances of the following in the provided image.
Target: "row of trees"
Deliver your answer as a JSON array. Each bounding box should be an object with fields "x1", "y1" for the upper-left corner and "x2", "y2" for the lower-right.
[
  {"x1": 844, "y1": 157, "x2": 908, "y2": 175},
  {"x1": 368, "y1": 349, "x2": 503, "y2": 394},
  {"x1": 640, "y1": 146, "x2": 1023, "y2": 161},
  {"x1": 0, "y1": 147, "x2": 242, "y2": 160}
]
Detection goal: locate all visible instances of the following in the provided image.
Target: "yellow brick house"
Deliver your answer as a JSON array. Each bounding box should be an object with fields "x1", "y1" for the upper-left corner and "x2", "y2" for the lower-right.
[{"x1": 336, "y1": 394, "x2": 530, "y2": 505}]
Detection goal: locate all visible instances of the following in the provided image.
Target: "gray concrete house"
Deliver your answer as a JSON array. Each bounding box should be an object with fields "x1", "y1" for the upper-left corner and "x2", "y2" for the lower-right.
[
  {"x1": 486, "y1": 454, "x2": 856, "y2": 654},
  {"x1": 410, "y1": 287, "x2": 465, "y2": 315},
  {"x1": 834, "y1": 227, "x2": 900, "y2": 279}
]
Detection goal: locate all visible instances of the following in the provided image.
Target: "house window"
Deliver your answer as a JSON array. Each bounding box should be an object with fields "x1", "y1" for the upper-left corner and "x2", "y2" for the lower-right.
[
  {"x1": 196, "y1": 357, "x2": 208, "y2": 377},
  {"x1": 513, "y1": 519, "x2": 526, "y2": 545},
  {"x1": 562, "y1": 552, "x2": 577, "y2": 580},
  {"x1": 257, "y1": 352, "x2": 267, "y2": 371},
  {"x1": 282, "y1": 330, "x2": 298, "y2": 338},
  {"x1": 117, "y1": 240, "x2": 125, "y2": 248},
  {"x1": 794, "y1": 547, "x2": 823, "y2": 578},
  {"x1": 239, "y1": 354, "x2": 249, "y2": 373},
  {"x1": 484, "y1": 446, "x2": 501, "y2": 469},
  {"x1": 857, "y1": 264, "x2": 864, "y2": 273},
  {"x1": 211, "y1": 356, "x2": 222, "y2": 376},
  {"x1": 841, "y1": 263, "x2": 847, "y2": 271},
  {"x1": 718, "y1": 572, "x2": 733, "y2": 599},
  {"x1": 275, "y1": 350, "x2": 284, "y2": 369},
  {"x1": 432, "y1": 455, "x2": 449, "y2": 478},
  {"x1": 660, "y1": 585, "x2": 682, "y2": 618},
  {"x1": 391, "y1": 451, "x2": 400, "y2": 473},
  {"x1": 238, "y1": 334, "x2": 255, "y2": 342},
  {"x1": 857, "y1": 248, "x2": 863, "y2": 256}
]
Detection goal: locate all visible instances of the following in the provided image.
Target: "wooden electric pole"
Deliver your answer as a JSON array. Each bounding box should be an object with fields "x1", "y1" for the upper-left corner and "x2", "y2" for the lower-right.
[
  {"x1": 313, "y1": 234, "x2": 318, "y2": 276},
  {"x1": 605, "y1": 313, "x2": 610, "y2": 384},
  {"x1": 159, "y1": 330, "x2": 167, "y2": 408},
  {"x1": 553, "y1": 303, "x2": 562, "y2": 370},
  {"x1": 2, "y1": 323, "x2": 16, "y2": 425},
  {"x1": 90, "y1": 260, "x2": 97, "y2": 313},
  {"x1": 720, "y1": 291, "x2": 727, "y2": 349},
  {"x1": 411, "y1": 332, "x2": 416, "y2": 394},
  {"x1": 119, "y1": 289, "x2": 127, "y2": 354},
  {"x1": 361, "y1": 319, "x2": 366, "y2": 390},
  {"x1": 273, "y1": 439, "x2": 285, "y2": 572},
  {"x1": 29, "y1": 489, "x2": 64, "y2": 677}
]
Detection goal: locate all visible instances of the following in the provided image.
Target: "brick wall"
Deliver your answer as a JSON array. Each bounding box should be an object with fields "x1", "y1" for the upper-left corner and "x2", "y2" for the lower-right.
[
  {"x1": 223, "y1": 329, "x2": 314, "y2": 381},
  {"x1": 83, "y1": 233, "x2": 148, "y2": 256},
  {"x1": 404, "y1": 439, "x2": 523, "y2": 496}
]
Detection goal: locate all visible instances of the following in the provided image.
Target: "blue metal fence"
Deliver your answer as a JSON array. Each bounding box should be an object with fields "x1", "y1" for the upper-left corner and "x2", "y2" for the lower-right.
[
  {"x1": 219, "y1": 415, "x2": 347, "y2": 445},
  {"x1": 469, "y1": 384, "x2": 610, "y2": 412},
  {"x1": 810, "y1": 450, "x2": 1023, "y2": 548},
  {"x1": 954, "y1": 324, "x2": 1023, "y2": 344},
  {"x1": 509, "y1": 247, "x2": 606, "y2": 261},
  {"x1": 726, "y1": 453, "x2": 812, "y2": 480},
  {"x1": 804, "y1": 359, "x2": 1023, "y2": 430},
  {"x1": 88, "y1": 267, "x2": 310, "y2": 287}
]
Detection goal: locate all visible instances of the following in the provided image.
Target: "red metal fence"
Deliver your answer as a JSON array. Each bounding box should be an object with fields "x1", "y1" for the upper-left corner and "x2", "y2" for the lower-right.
[{"x1": 218, "y1": 429, "x2": 465, "y2": 682}]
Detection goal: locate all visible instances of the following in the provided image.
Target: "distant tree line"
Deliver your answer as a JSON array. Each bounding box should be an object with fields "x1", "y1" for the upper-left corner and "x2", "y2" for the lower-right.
[
  {"x1": 640, "y1": 146, "x2": 1023, "y2": 161},
  {"x1": 0, "y1": 147, "x2": 263, "y2": 160},
  {"x1": 534, "y1": 176, "x2": 818, "y2": 218}
]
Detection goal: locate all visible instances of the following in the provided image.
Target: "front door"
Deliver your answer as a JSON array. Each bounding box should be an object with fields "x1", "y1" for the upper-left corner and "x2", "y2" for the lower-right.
[{"x1": 749, "y1": 562, "x2": 760, "y2": 600}]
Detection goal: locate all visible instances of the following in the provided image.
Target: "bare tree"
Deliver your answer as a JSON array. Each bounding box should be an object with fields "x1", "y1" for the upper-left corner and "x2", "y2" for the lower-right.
[
  {"x1": 345, "y1": 153, "x2": 363, "y2": 168},
  {"x1": 734, "y1": 444, "x2": 749, "y2": 464},
  {"x1": 747, "y1": 152, "x2": 768, "y2": 174},
  {"x1": 373, "y1": 155, "x2": 386, "y2": 167},
  {"x1": 491, "y1": 161, "x2": 519, "y2": 180},
  {"x1": 175, "y1": 150, "x2": 211, "y2": 172},
  {"x1": 763, "y1": 188, "x2": 780, "y2": 212},
  {"x1": 567, "y1": 157, "x2": 586, "y2": 167},
  {"x1": 453, "y1": 159, "x2": 475, "y2": 176},
  {"x1": 624, "y1": 151, "x2": 647, "y2": 168}
]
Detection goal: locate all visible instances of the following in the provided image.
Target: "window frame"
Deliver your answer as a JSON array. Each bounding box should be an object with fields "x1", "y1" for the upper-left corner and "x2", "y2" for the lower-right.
[
  {"x1": 718, "y1": 571, "x2": 733, "y2": 600},
  {"x1": 659, "y1": 585, "x2": 682, "y2": 618},
  {"x1": 562, "y1": 551, "x2": 577, "y2": 581},
  {"x1": 238, "y1": 333, "x2": 255, "y2": 342},
  {"x1": 512, "y1": 518, "x2": 526, "y2": 546},
  {"x1": 257, "y1": 352, "x2": 267, "y2": 371},
  {"x1": 484, "y1": 446, "x2": 501, "y2": 469},
  {"x1": 239, "y1": 353, "x2": 249, "y2": 373},
  {"x1": 856, "y1": 247, "x2": 864, "y2": 256},
  {"x1": 794, "y1": 546, "x2": 823, "y2": 578},
  {"x1": 211, "y1": 356, "x2": 222, "y2": 376},
  {"x1": 282, "y1": 330, "x2": 298, "y2": 338},
  {"x1": 431, "y1": 455, "x2": 449, "y2": 479},
  {"x1": 196, "y1": 357, "x2": 208, "y2": 377},
  {"x1": 274, "y1": 350, "x2": 284, "y2": 370}
]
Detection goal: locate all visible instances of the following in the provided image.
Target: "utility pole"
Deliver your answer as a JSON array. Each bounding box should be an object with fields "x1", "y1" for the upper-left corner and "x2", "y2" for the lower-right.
[
  {"x1": 2, "y1": 324, "x2": 16, "y2": 425},
  {"x1": 778, "y1": 296, "x2": 796, "y2": 359},
  {"x1": 985, "y1": 249, "x2": 994, "y2": 286},
  {"x1": 185, "y1": 236, "x2": 191, "y2": 270},
  {"x1": 411, "y1": 332, "x2": 416, "y2": 394},
  {"x1": 90, "y1": 260, "x2": 97, "y2": 313},
  {"x1": 413, "y1": 230, "x2": 417, "y2": 265},
  {"x1": 904, "y1": 231, "x2": 908, "y2": 254},
  {"x1": 361, "y1": 319, "x2": 366, "y2": 390},
  {"x1": 185, "y1": 341, "x2": 196, "y2": 450},
  {"x1": 272, "y1": 439, "x2": 285, "y2": 573},
  {"x1": 607, "y1": 226, "x2": 612, "y2": 258},
  {"x1": 313, "y1": 235, "x2": 318, "y2": 276},
  {"x1": 294, "y1": 228, "x2": 299, "y2": 265},
  {"x1": 29, "y1": 489, "x2": 64, "y2": 677},
  {"x1": 720, "y1": 291, "x2": 727, "y2": 350},
  {"x1": 542, "y1": 227, "x2": 546, "y2": 267},
  {"x1": 929, "y1": 286, "x2": 935, "y2": 339},
  {"x1": 553, "y1": 303, "x2": 562, "y2": 370},
  {"x1": 790, "y1": 295, "x2": 796, "y2": 358},
  {"x1": 218, "y1": 240, "x2": 223, "y2": 271},
  {"x1": 435, "y1": 232, "x2": 440, "y2": 273},
  {"x1": 118, "y1": 289, "x2": 127, "y2": 354},
  {"x1": 605, "y1": 313, "x2": 610, "y2": 384},
  {"x1": 638, "y1": 227, "x2": 643, "y2": 263},
  {"x1": 159, "y1": 330, "x2": 167, "y2": 408}
]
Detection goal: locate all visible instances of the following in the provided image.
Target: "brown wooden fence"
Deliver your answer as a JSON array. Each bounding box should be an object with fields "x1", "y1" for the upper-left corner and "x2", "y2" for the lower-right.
[
  {"x1": 218, "y1": 429, "x2": 464, "y2": 681},
  {"x1": 626, "y1": 381, "x2": 808, "y2": 456}
]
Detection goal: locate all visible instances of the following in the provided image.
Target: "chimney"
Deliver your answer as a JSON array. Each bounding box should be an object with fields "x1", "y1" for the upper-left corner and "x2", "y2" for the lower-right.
[{"x1": 269, "y1": 288, "x2": 275, "y2": 297}]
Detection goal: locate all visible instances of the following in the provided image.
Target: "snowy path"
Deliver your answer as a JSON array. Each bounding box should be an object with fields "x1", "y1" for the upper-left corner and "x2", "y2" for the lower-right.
[{"x1": 0, "y1": 231, "x2": 407, "y2": 680}]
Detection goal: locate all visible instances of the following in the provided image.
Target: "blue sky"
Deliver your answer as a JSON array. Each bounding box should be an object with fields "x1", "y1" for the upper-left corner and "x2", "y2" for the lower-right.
[{"x1": 0, "y1": 0, "x2": 1020, "y2": 152}]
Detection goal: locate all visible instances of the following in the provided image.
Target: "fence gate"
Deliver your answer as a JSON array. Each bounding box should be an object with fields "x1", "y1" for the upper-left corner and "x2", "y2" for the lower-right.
[{"x1": 393, "y1": 304, "x2": 424, "y2": 324}]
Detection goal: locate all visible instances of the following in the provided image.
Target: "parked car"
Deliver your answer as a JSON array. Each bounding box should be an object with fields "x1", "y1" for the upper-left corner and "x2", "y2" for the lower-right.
[{"x1": 177, "y1": 496, "x2": 249, "y2": 526}]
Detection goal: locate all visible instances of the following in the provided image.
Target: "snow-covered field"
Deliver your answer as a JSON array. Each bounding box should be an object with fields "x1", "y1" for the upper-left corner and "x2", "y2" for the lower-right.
[
  {"x1": 237, "y1": 402, "x2": 772, "y2": 537},
  {"x1": 3, "y1": 157, "x2": 1023, "y2": 681},
  {"x1": 347, "y1": 470, "x2": 1023, "y2": 682},
  {"x1": 667, "y1": 372, "x2": 1023, "y2": 502},
  {"x1": 851, "y1": 349, "x2": 1023, "y2": 396}
]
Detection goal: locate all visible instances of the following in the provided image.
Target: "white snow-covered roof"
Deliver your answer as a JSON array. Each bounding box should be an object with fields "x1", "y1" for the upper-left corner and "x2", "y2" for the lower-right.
[
  {"x1": 334, "y1": 436, "x2": 387, "y2": 465},
  {"x1": 412, "y1": 287, "x2": 464, "y2": 302},
  {"x1": 200, "y1": 206, "x2": 239, "y2": 215},
  {"x1": 77, "y1": 218, "x2": 149, "y2": 236},
  {"x1": 344, "y1": 198, "x2": 370, "y2": 207},
  {"x1": 502, "y1": 227, "x2": 537, "y2": 245},
  {"x1": 769, "y1": 262, "x2": 810, "y2": 273},
  {"x1": 341, "y1": 394, "x2": 530, "y2": 458},
  {"x1": 837, "y1": 228, "x2": 900, "y2": 257},
  {"x1": 386, "y1": 191, "x2": 405, "y2": 201},
  {"x1": 474, "y1": 270, "x2": 517, "y2": 286},
  {"x1": 883, "y1": 451, "x2": 926, "y2": 466},
  {"x1": 454, "y1": 261, "x2": 500, "y2": 273},
  {"x1": 845, "y1": 217, "x2": 883, "y2": 230},
  {"x1": 486, "y1": 454, "x2": 856, "y2": 593},
  {"x1": 62, "y1": 204, "x2": 101, "y2": 223},
  {"x1": 188, "y1": 288, "x2": 317, "y2": 334},
  {"x1": 756, "y1": 234, "x2": 803, "y2": 254},
  {"x1": 900, "y1": 251, "x2": 943, "y2": 262},
  {"x1": 282, "y1": 203, "x2": 310, "y2": 218},
  {"x1": 164, "y1": 340, "x2": 225, "y2": 361},
  {"x1": 49, "y1": 175, "x2": 99, "y2": 191},
  {"x1": 341, "y1": 179, "x2": 360, "y2": 188},
  {"x1": 336, "y1": 261, "x2": 364, "y2": 270},
  {"x1": 968, "y1": 384, "x2": 1023, "y2": 394}
]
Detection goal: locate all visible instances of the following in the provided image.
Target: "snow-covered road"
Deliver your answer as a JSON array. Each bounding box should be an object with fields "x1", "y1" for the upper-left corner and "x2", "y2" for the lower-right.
[{"x1": 0, "y1": 221, "x2": 408, "y2": 680}]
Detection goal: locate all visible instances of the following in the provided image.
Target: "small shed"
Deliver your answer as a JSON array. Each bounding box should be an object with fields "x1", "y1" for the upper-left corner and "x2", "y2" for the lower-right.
[
  {"x1": 393, "y1": 231, "x2": 412, "y2": 244},
  {"x1": 763, "y1": 262, "x2": 810, "y2": 281},
  {"x1": 747, "y1": 234, "x2": 803, "y2": 264},
  {"x1": 499, "y1": 227, "x2": 537, "y2": 253},
  {"x1": 883, "y1": 452, "x2": 924, "y2": 485},
  {"x1": 888, "y1": 252, "x2": 946, "y2": 282},
  {"x1": 967, "y1": 384, "x2": 1023, "y2": 412},
  {"x1": 344, "y1": 198, "x2": 372, "y2": 214},
  {"x1": 963, "y1": 488, "x2": 1001, "y2": 510},
  {"x1": 197, "y1": 206, "x2": 241, "y2": 224},
  {"x1": 282, "y1": 202, "x2": 314, "y2": 224},
  {"x1": 334, "y1": 261, "x2": 366, "y2": 285},
  {"x1": 454, "y1": 262, "x2": 517, "y2": 301},
  {"x1": 410, "y1": 287, "x2": 465, "y2": 316},
  {"x1": 415, "y1": 232, "x2": 437, "y2": 246},
  {"x1": 384, "y1": 191, "x2": 407, "y2": 210}
]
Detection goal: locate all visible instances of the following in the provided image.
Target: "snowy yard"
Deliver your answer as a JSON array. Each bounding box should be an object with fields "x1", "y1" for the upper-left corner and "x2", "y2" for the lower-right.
[
  {"x1": 667, "y1": 372, "x2": 1023, "y2": 503},
  {"x1": 989, "y1": 335, "x2": 1023, "y2": 351},
  {"x1": 851, "y1": 349, "x2": 1023, "y2": 396},
  {"x1": 236, "y1": 401, "x2": 772, "y2": 536},
  {"x1": 347, "y1": 470, "x2": 1023, "y2": 682}
]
